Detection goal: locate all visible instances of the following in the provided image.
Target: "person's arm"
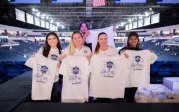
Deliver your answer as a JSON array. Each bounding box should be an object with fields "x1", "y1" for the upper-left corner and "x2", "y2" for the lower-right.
[
  {"x1": 148, "y1": 49, "x2": 154, "y2": 53},
  {"x1": 118, "y1": 47, "x2": 129, "y2": 58},
  {"x1": 37, "y1": 47, "x2": 43, "y2": 54},
  {"x1": 118, "y1": 47, "x2": 126, "y2": 55},
  {"x1": 31, "y1": 47, "x2": 43, "y2": 58},
  {"x1": 123, "y1": 52, "x2": 129, "y2": 58},
  {"x1": 31, "y1": 52, "x2": 36, "y2": 58},
  {"x1": 59, "y1": 48, "x2": 68, "y2": 60},
  {"x1": 59, "y1": 54, "x2": 66, "y2": 62},
  {"x1": 85, "y1": 47, "x2": 92, "y2": 62}
]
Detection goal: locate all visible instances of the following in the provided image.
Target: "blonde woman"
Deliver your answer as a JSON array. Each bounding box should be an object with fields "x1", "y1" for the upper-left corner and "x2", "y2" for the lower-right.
[
  {"x1": 61, "y1": 31, "x2": 91, "y2": 61},
  {"x1": 59, "y1": 31, "x2": 91, "y2": 102}
]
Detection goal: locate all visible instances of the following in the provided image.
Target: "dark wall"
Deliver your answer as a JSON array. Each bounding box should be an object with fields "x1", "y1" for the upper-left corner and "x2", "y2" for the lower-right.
[{"x1": 0, "y1": 0, "x2": 47, "y2": 30}]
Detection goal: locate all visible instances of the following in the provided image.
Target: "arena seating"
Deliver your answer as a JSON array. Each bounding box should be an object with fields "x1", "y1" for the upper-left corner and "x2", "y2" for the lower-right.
[{"x1": 0, "y1": 38, "x2": 179, "y2": 84}]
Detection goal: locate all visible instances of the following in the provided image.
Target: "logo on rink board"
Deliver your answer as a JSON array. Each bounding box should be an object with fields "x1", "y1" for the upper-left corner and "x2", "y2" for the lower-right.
[{"x1": 101, "y1": 61, "x2": 116, "y2": 78}]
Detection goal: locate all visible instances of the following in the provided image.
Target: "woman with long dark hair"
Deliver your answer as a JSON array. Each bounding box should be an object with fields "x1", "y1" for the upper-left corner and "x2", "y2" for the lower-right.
[
  {"x1": 90, "y1": 32, "x2": 123, "y2": 103},
  {"x1": 94, "y1": 32, "x2": 117, "y2": 56},
  {"x1": 37, "y1": 32, "x2": 62, "y2": 102},
  {"x1": 118, "y1": 31, "x2": 155, "y2": 103},
  {"x1": 118, "y1": 32, "x2": 141, "y2": 103},
  {"x1": 119, "y1": 32, "x2": 142, "y2": 56},
  {"x1": 79, "y1": 22, "x2": 92, "y2": 51}
]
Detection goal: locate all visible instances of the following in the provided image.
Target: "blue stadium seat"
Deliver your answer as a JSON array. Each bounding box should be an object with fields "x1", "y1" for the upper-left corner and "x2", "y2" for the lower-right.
[
  {"x1": 1, "y1": 61, "x2": 14, "y2": 71},
  {"x1": 168, "y1": 61, "x2": 177, "y2": 74},
  {"x1": 151, "y1": 61, "x2": 164, "y2": 74},
  {"x1": 15, "y1": 61, "x2": 32, "y2": 73},
  {"x1": 1, "y1": 61, "x2": 20, "y2": 77},
  {"x1": 174, "y1": 62, "x2": 179, "y2": 76},
  {"x1": 0, "y1": 61, "x2": 2, "y2": 72},
  {"x1": 0, "y1": 65, "x2": 8, "y2": 83},
  {"x1": 157, "y1": 61, "x2": 173, "y2": 76},
  {"x1": 150, "y1": 61, "x2": 165, "y2": 84}
]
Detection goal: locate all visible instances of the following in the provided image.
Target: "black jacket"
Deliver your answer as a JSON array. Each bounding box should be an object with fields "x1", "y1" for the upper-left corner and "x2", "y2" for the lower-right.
[
  {"x1": 84, "y1": 42, "x2": 92, "y2": 51},
  {"x1": 118, "y1": 46, "x2": 143, "y2": 54}
]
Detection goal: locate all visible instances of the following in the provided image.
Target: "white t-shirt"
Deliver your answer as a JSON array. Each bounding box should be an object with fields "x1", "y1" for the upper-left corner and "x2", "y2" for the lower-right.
[
  {"x1": 124, "y1": 50, "x2": 158, "y2": 87},
  {"x1": 89, "y1": 55, "x2": 129, "y2": 98},
  {"x1": 93, "y1": 46, "x2": 118, "y2": 56},
  {"x1": 38, "y1": 47, "x2": 60, "y2": 82},
  {"x1": 28, "y1": 54, "x2": 58, "y2": 101},
  {"x1": 63, "y1": 46, "x2": 91, "y2": 56},
  {"x1": 87, "y1": 26, "x2": 115, "y2": 51},
  {"x1": 38, "y1": 47, "x2": 60, "y2": 61},
  {"x1": 59, "y1": 56, "x2": 90, "y2": 103}
]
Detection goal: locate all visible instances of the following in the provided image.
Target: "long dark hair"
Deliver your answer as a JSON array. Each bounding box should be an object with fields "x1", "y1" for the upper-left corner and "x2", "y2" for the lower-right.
[
  {"x1": 94, "y1": 32, "x2": 107, "y2": 54},
  {"x1": 127, "y1": 31, "x2": 140, "y2": 49},
  {"x1": 42, "y1": 32, "x2": 62, "y2": 57},
  {"x1": 79, "y1": 21, "x2": 89, "y2": 30}
]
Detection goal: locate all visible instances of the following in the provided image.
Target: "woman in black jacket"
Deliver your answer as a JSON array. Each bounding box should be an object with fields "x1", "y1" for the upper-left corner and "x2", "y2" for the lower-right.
[
  {"x1": 118, "y1": 31, "x2": 142, "y2": 103},
  {"x1": 79, "y1": 22, "x2": 92, "y2": 51}
]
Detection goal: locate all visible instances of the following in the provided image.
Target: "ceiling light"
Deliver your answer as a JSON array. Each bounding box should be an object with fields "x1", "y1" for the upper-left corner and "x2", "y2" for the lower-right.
[{"x1": 32, "y1": 8, "x2": 35, "y2": 12}]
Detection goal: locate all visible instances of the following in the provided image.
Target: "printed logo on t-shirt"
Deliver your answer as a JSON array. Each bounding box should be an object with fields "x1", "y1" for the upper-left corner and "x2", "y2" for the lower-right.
[
  {"x1": 41, "y1": 66, "x2": 48, "y2": 74},
  {"x1": 84, "y1": 50, "x2": 87, "y2": 54},
  {"x1": 51, "y1": 54, "x2": 58, "y2": 60},
  {"x1": 135, "y1": 56, "x2": 141, "y2": 62},
  {"x1": 101, "y1": 61, "x2": 115, "y2": 78},
  {"x1": 34, "y1": 65, "x2": 50, "y2": 84},
  {"x1": 131, "y1": 55, "x2": 144, "y2": 70},
  {"x1": 69, "y1": 66, "x2": 82, "y2": 84}
]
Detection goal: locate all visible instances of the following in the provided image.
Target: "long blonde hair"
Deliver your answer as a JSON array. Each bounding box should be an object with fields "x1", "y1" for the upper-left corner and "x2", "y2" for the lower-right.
[{"x1": 68, "y1": 31, "x2": 82, "y2": 55}]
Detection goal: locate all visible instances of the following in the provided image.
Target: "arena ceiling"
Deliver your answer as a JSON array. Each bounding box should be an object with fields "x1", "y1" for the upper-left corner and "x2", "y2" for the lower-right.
[{"x1": 8, "y1": 0, "x2": 179, "y2": 31}]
